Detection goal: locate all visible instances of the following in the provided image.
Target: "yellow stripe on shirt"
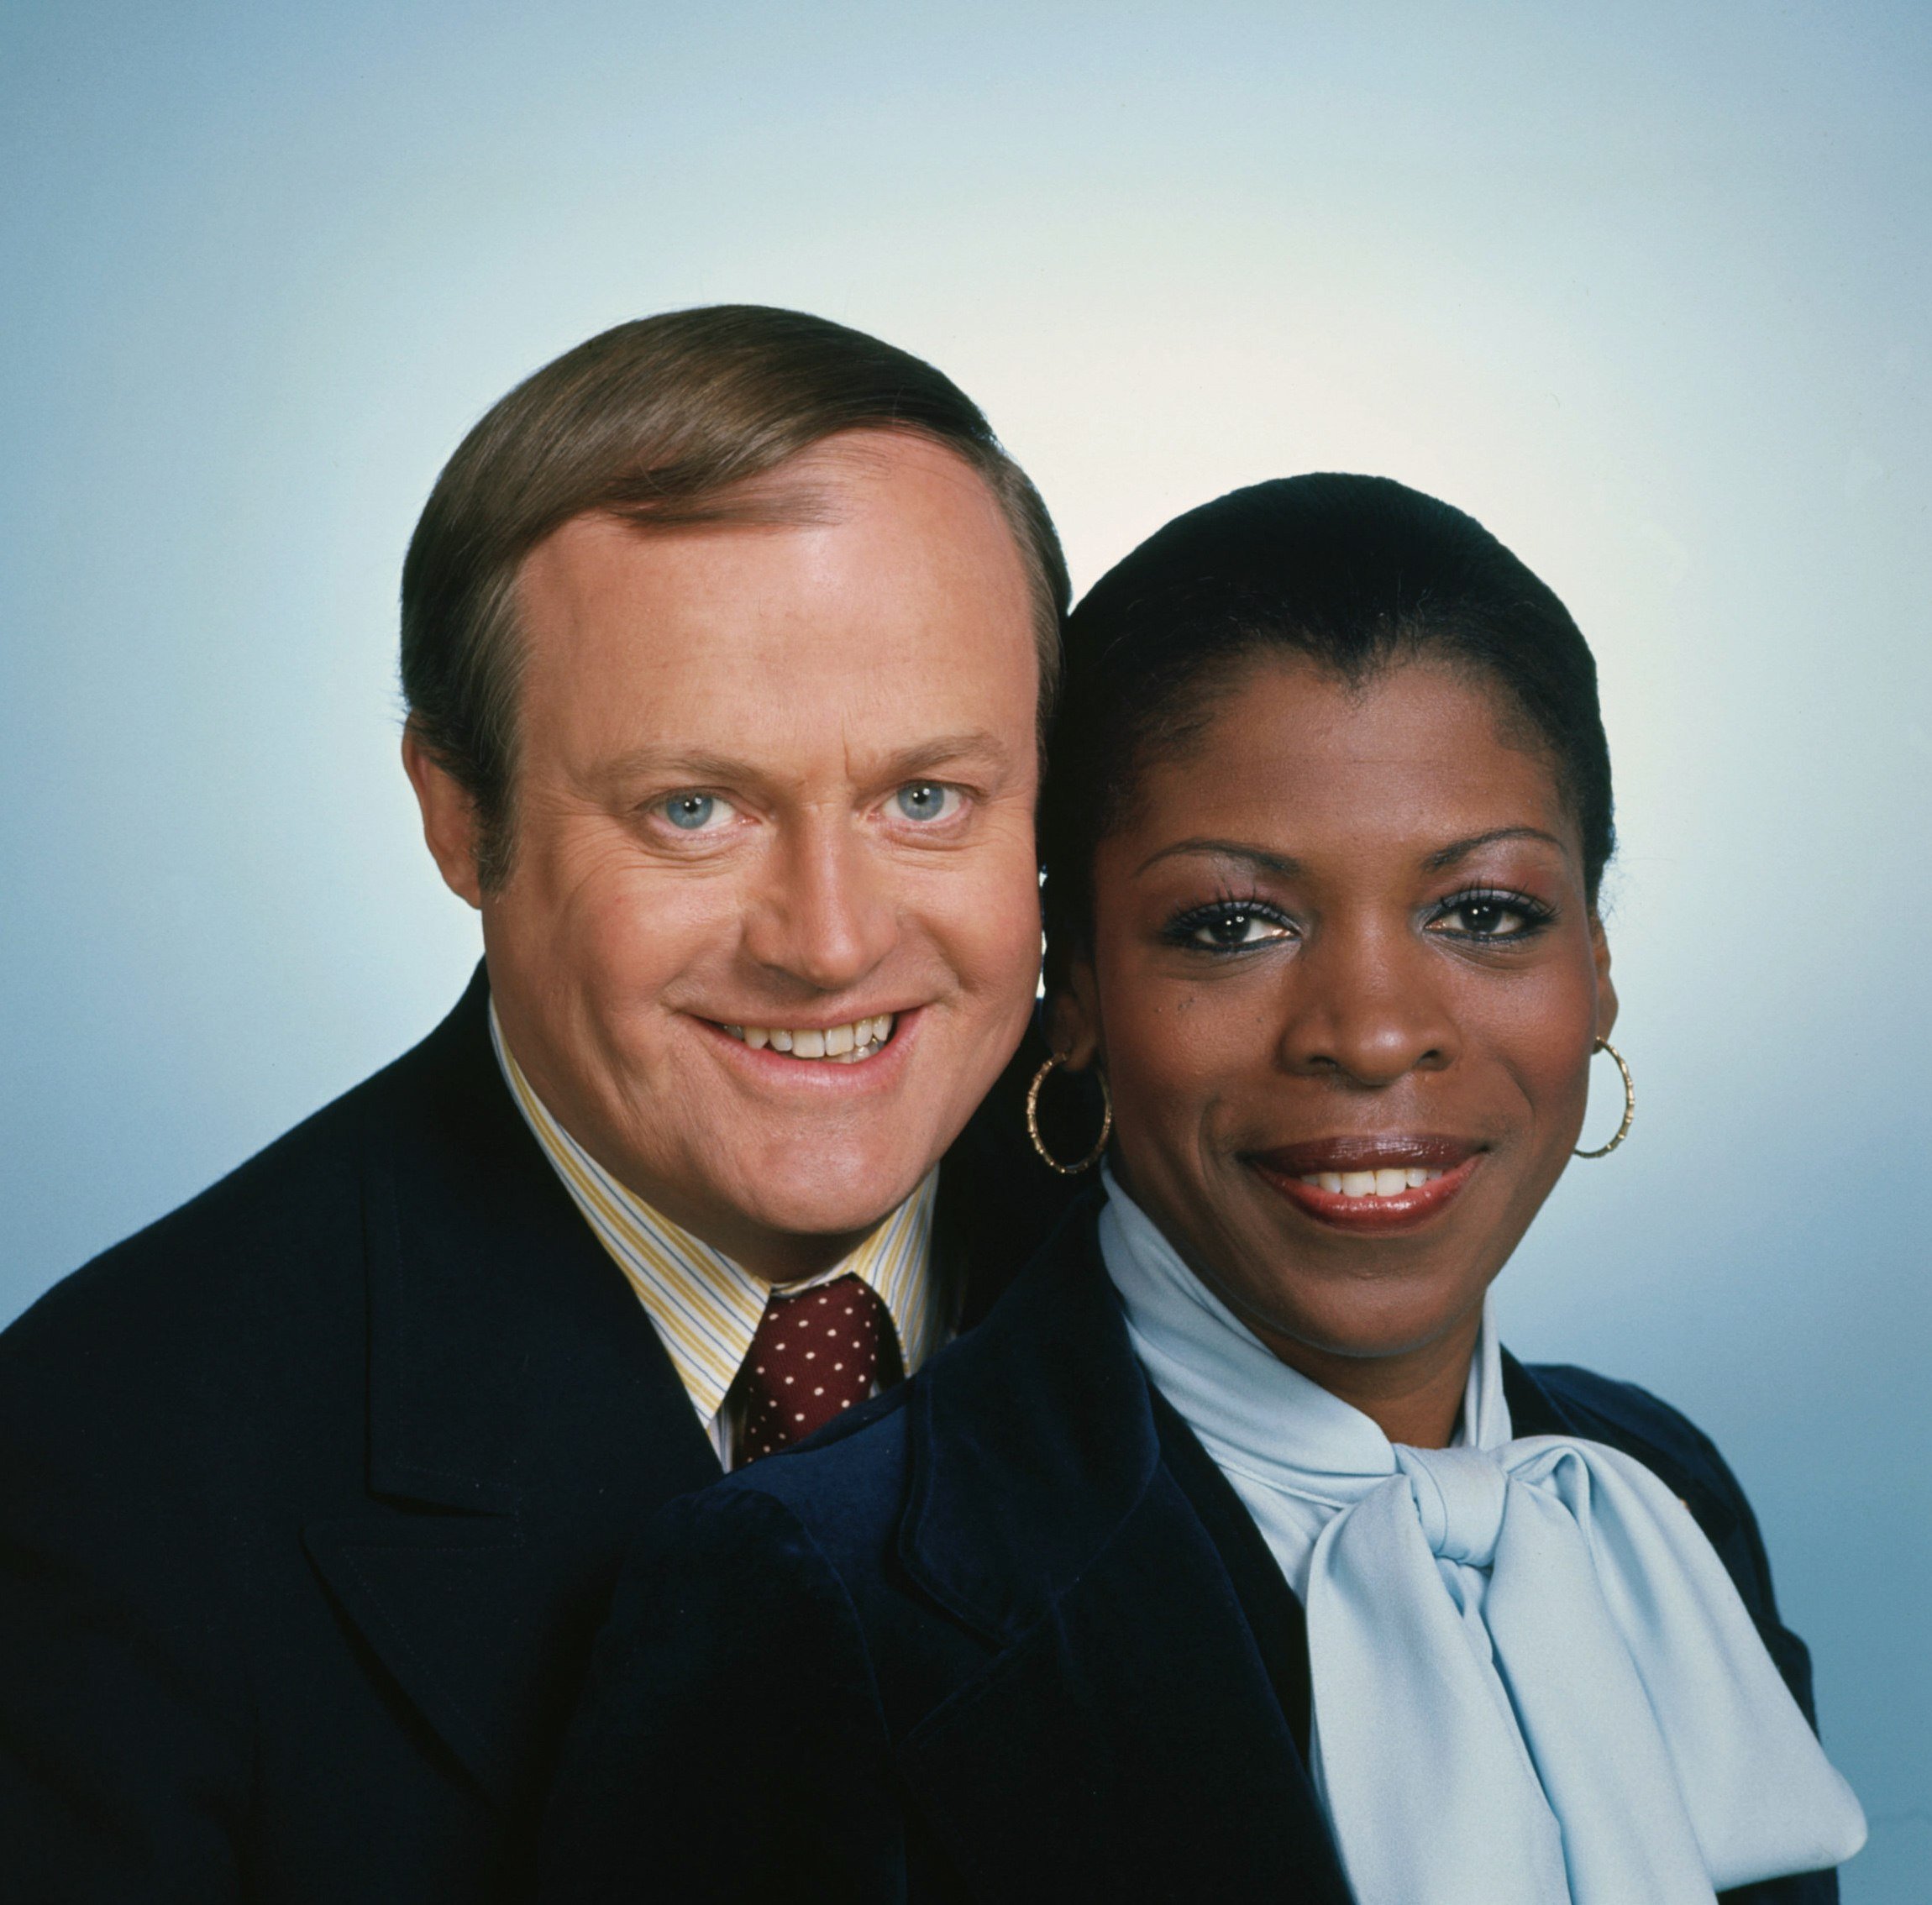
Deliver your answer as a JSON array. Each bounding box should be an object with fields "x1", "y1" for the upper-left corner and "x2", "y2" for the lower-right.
[{"x1": 489, "y1": 1003, "x2": 945, "y2": 1434}]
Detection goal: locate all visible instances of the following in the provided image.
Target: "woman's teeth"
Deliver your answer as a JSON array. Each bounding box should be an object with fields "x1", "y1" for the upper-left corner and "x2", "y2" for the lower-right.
[
  {"x1": 1299, "y1": 1167, "x2": 1446, "y2": 1198},
  {"x1": 722, "y1": 1015, "x2": 895, "y2": 1064}
]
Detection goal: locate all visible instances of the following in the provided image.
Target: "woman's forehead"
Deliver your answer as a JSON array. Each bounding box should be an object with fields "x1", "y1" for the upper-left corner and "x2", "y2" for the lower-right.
[{"x1": 1119, "y1": 654, "x2": 1580, "y2": 862}]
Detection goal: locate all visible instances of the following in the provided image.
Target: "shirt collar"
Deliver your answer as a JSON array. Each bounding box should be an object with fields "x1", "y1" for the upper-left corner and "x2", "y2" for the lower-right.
[{"x1": 489, "y1": 1000, "x2": 943, "y2": 1426}]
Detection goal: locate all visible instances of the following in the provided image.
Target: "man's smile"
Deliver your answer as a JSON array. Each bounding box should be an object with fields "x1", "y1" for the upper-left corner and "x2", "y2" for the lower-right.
[
  {"x1": 717, "y1": 1011, "x2": 900, "y2": 1063},
  {"x1": 691, "y1": 1005, "x2": 929, "y2": 1094}
]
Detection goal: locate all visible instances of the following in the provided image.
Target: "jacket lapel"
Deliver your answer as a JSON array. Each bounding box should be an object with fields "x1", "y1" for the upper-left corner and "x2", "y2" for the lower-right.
[
  {"x1": 302, "y1": 970, "x2": 720, "y2": 1810},
  {"x1": 893, "y1": 1208, "x2": 1351, "y2": 1902},
  {"x1": 304, "y1": 976, "x2": 1079, "y2": 1813},
  {"x1": 1150, "y1": 1386, "x2": 1317, "y2": 1765}
]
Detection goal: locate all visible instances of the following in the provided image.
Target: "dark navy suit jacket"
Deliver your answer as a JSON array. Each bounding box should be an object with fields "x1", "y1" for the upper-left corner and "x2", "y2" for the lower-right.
[
  {"x1": 540, "y1": 1195, "x2": 1839, "y2": 1904},
  {"x1": 0, "y1": 968, "x2": 1075, "y2": 1903}
]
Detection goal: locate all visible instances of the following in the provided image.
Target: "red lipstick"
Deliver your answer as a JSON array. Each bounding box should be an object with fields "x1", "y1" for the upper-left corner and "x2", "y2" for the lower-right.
[{"x1": 1247, "y1": 1136, "x2": 1480, "y2": 1232}]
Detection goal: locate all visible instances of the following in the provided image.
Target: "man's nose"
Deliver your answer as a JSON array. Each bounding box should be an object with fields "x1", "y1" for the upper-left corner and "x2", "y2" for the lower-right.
[
  {"x1": 1273, "y1": 918, "x2": 1457, "y2": 1087},
  {"x1": 740, "y1": 818, "x2": 897, "y2": 995}
]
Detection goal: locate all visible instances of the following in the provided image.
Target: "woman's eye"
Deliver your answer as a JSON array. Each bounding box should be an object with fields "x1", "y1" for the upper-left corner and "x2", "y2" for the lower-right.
[
  {"x1": 1182, "y1": 906, "x2": 1291, "y2": 950},
  {"x1": 894, "y1": 782, "x2": 960, "y2": 823},
  {"x1": 657, "y1": 791, "x2": 735, "y2": 832},
  {"x1": 1431, "y1": 893, "x2": 1547, "y2": 940}
]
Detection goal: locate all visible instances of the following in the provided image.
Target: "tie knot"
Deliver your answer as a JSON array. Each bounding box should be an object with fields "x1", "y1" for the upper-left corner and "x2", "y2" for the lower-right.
[
  {"x1": 1394, "y1": 1444, "x2": 1509, "y2": 1567},
  {"x1": 735, "y1": 1274, "x2": 901, "y2": 1466}
]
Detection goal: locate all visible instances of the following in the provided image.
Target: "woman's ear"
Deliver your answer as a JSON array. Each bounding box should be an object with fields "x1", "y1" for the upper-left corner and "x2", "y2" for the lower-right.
[
  {"x1": 1047, "y1": 958, "x2": 1105, "y2": 1070},
  {"x1": 1590, "y1": 912, "x2": 1619, "y2": 1043}
]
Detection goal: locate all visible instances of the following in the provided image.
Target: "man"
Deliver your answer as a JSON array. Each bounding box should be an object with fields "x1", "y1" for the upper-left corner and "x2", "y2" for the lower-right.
[{"x1": 0, "y1": 307, "x2": 1079, "y2": 1900}]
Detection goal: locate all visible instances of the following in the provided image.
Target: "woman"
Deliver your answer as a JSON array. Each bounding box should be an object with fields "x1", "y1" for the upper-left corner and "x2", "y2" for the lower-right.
[{"x1": 538, "y1": 475, "x2": 1866, "y2": 1903}]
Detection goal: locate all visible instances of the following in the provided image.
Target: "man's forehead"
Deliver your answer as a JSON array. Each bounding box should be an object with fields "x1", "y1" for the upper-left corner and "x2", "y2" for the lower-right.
[
  {"x1": 507, "y1": 427, "x2": 1039, "y2": 801},
  {"x1": 533, "y1": 428, "x2": 996, "y2": 560},
  {"x1": 522, "y1": 449, "x2": 1016, "y2": 629}
]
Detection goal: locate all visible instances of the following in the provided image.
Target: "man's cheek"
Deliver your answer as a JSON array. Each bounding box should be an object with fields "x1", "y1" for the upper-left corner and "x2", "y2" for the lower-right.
[
  {"x1": 574, "y1": 876, "x2": 706, "y2": 991},
  {"x1": 972, "y1": 870, "x2": 1053, "y2": 978}
]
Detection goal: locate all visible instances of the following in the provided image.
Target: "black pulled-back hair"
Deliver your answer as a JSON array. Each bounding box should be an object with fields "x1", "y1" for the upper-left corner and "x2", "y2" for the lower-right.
[{"x1": 1039, "y1": 474, "x2": 1614, "y2": 977}]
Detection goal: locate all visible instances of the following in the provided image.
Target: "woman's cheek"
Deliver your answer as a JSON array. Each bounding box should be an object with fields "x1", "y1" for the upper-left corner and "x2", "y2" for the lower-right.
[
  {"x1": 1115, "y1": 990, "x2": 1249, "y2": 1172},
  {"x1": 1471, "y1": 981, "x2": 1597, "y2": 1163}
]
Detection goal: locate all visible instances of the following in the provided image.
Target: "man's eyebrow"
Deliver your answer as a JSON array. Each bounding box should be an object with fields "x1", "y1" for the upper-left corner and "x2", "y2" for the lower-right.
[
  {"x1": 1134, "y1": 838, "x2": 1304, "y2": 879},
  {"x1": 1420, "y1": 827, "x2": 1568, "y2": 871},
  {"x1": 601, "y1": 731, "x2": 1016, "y2": 788},
  {"x1": 869, "y1": 730, "x2": 1016, "y2": 783},
  {"x1": 602, "y1": 747, "x2": 763, "y2": 785}
]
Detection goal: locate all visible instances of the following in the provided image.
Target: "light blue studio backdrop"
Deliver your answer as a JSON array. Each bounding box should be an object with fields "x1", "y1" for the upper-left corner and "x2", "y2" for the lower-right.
[{"x1": 3, "y1": 1, "x2": 1927, "y2": 1892}]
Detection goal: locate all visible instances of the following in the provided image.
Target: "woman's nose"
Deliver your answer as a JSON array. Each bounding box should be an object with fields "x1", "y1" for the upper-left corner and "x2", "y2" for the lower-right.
[
  {"x1": 1273, "y1": 922, "x2": 1456, "y2": 1087},
  {"x1": 740, "y1": 819, "x2": 897, "y2": 994}
]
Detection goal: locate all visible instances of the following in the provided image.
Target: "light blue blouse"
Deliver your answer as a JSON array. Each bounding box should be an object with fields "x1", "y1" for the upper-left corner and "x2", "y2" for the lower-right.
[{"x1": 1098, "y1": 1168, "x2": 1865, "y2": 1905}]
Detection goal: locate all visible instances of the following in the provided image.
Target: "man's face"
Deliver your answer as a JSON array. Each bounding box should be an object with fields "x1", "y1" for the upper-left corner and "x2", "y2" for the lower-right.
[{"x1": 412, "y1": 431, "x2": 1044, "y2": 1280}]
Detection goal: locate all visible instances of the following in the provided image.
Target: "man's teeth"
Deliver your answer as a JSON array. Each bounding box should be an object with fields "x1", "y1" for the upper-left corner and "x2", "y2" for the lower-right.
[
  {"x1": 721, "y1": 1015, "x2": 896, "y2": 1063},
  {"x1": 1299, "y1": 1167, "x2": 1447, "y2": 1197}
]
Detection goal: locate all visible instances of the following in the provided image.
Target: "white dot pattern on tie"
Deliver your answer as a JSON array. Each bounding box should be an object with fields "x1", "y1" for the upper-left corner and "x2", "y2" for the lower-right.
[{"x1": 735, "y1": 1276, "x2": 900, "y2": 1464}]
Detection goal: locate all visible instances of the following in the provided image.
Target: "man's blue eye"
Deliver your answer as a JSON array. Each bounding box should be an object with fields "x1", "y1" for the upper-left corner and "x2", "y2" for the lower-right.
[
  {"x1": 895, "y1": 783, "x2": 953, "y2": 821},
  {"x1": 664, "y1": 794, "x2": 716, "y2": 830}
]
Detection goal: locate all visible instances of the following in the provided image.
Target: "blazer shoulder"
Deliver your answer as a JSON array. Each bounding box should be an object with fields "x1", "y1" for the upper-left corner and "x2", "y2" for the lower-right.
[
  {"x1": 1525, "y1": 1362, "x2": 1743, "y2": 1499},
  {"x1": 0, "y1": 1025, "x2": 465, "y2": 1509},
  {"x1": 0, "y1": 998, "x2": 463, "y2": 1376},
  {"x1": 3, "y1": 1076, "x2": 370, "y2": 1372},
  {"x1": 1524, "y1": 1360, "x2": 1788, "y2": 1627}
]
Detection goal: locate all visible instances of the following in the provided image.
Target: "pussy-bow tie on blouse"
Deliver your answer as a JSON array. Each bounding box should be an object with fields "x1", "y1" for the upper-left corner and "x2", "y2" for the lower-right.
[{"x1": 1098, "y1": 1175, "x2": 1866, "y2": 1905}]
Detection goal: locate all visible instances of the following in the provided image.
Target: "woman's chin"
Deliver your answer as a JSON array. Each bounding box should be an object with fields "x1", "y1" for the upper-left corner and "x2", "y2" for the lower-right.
[{"x1": 1207, "y1": 1248, "x2": 1489, "y2": 1370}]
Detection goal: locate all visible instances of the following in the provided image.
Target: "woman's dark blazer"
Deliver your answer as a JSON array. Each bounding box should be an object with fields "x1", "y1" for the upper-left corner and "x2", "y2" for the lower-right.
[{"x1": 538, "y1": 1196, "x2": 1839, "y2": 1905}]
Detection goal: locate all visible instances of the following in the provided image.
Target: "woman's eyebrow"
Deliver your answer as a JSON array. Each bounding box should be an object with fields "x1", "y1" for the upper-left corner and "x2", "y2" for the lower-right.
[
  {"x1": 1420, "y1": 826, "x2": 1567, "y2": 871},
  {"x1": 1135, "y1": 827, "x2": 1567, "y2": 879},
  {"x1": 1134, "y1": 838, "x2": 1303, "y2": 879}
]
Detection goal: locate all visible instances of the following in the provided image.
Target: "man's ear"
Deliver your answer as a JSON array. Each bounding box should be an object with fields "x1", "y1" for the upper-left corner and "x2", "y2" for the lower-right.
[
  {"x1": 1045, "y1": 956, "x2": 1105, "y2": 1070},
  {"x1": 1590, "y1": 911, "x2": 1619, "y2": 1044},
  {"x1": 402, "y1": 722, "x2": 485, "y2": 911}
]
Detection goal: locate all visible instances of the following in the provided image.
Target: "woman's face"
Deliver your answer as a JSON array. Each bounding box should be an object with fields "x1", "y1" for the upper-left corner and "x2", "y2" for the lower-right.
[{"x1": 1060, "y1": 654, "x2": 1615, "y2": 1383}]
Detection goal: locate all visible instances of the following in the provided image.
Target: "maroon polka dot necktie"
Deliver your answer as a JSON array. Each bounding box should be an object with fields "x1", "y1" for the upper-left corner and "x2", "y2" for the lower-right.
[{"x1": 734, "y1": 1274, "x2": 904, "y2": 1466}]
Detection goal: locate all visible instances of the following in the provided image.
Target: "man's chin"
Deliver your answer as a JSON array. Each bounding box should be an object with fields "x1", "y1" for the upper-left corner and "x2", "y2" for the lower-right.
[
  {"x1": 735, "y1": 1189, "x2": 918, "y2": 1249},
  {"x1": 719, "y1": 1152, "x2": 935, "y2": 1253}
]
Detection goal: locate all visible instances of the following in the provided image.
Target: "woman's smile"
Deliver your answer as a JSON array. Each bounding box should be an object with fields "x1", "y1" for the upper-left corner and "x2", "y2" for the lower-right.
[{"x1": 1247, "y1": 1137, "x2": 1481, "y2": 1231}]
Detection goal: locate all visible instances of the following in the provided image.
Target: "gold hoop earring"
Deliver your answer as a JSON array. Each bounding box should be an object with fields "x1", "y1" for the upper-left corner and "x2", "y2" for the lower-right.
[
  {"x1": 1573, "y1": 1038, "x2": 1635, "y2": 1157},
  {"x1": 1026, "y1": 1053, "x2": 1113, "y2": 1176}
]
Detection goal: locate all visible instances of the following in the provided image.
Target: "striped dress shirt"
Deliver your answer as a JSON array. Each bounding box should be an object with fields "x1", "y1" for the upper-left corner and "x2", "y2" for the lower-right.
[{"x1": 489, "y1": 1004, "x2": 947, "y2": 1464}]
